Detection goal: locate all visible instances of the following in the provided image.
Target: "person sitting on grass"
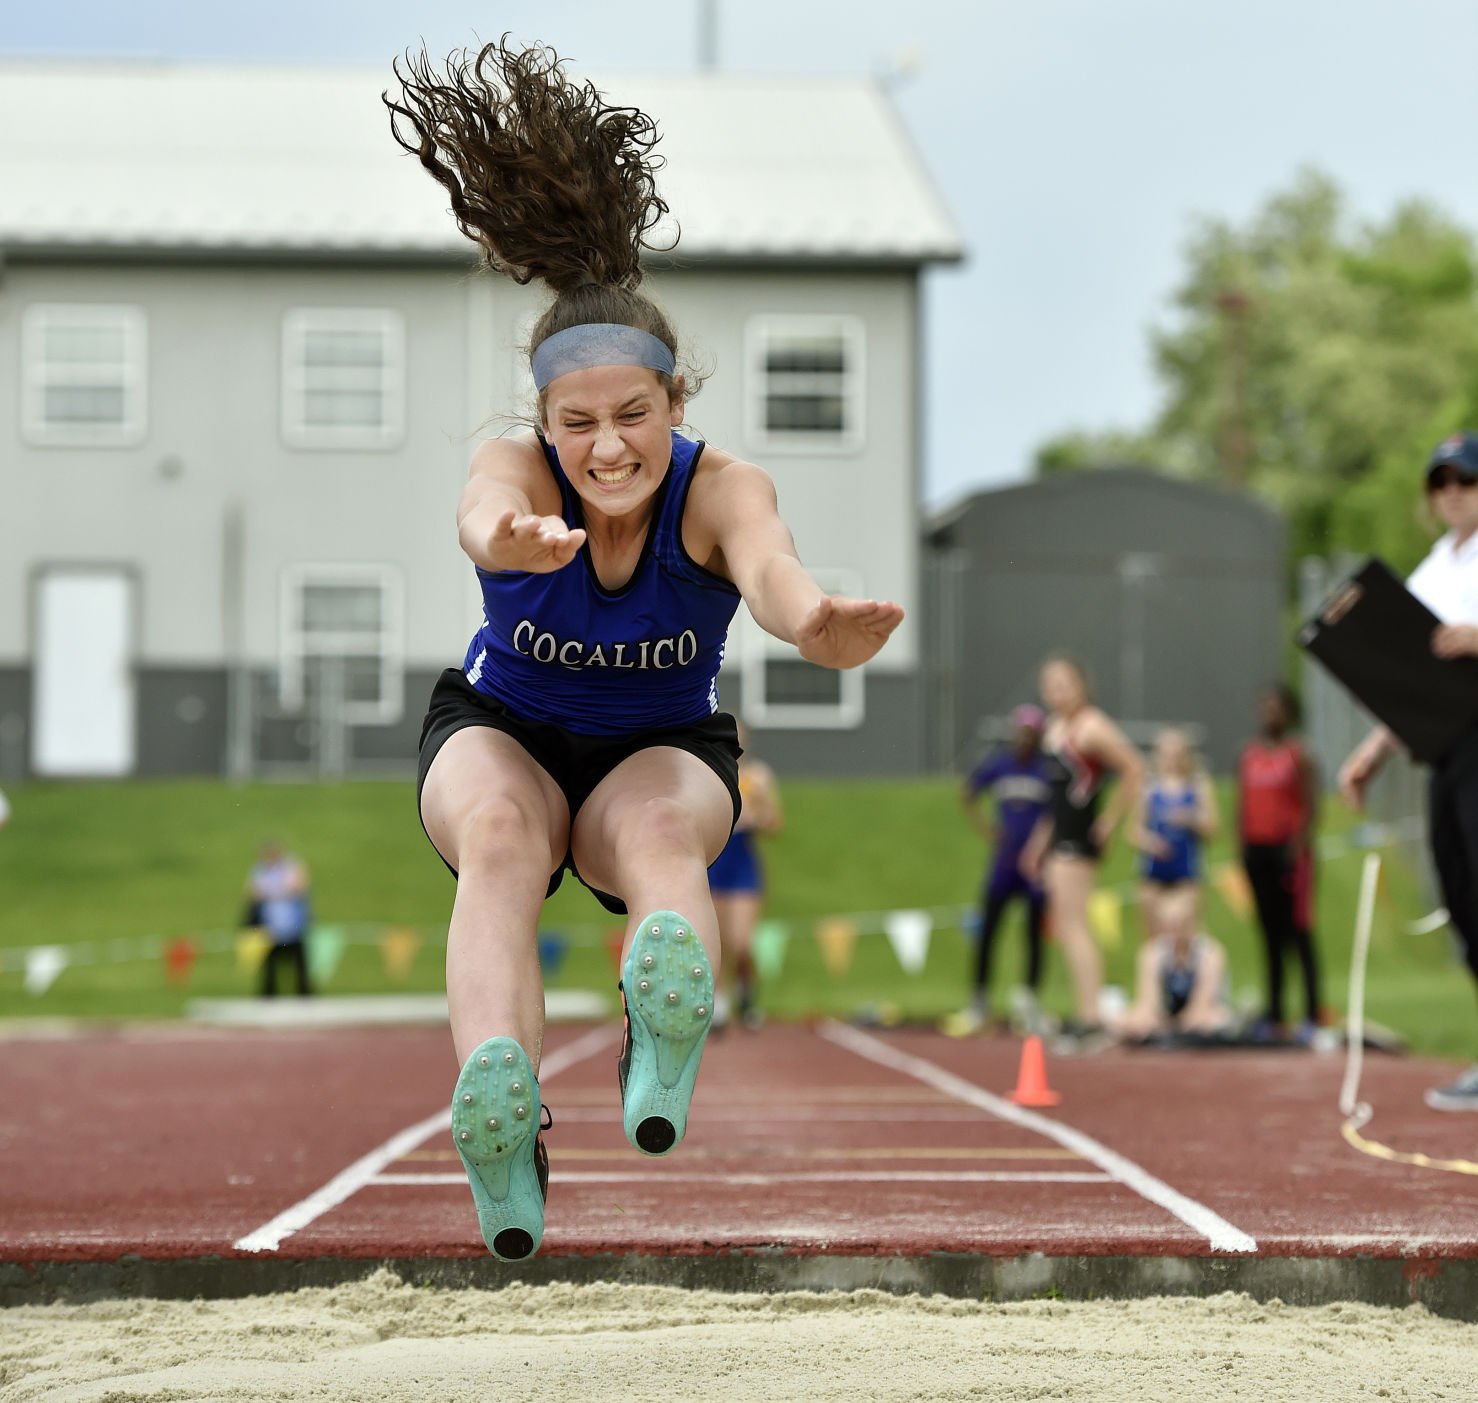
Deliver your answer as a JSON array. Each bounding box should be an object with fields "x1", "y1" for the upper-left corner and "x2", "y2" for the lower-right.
[
  {"x1": 385, "y1": 38, "x2": 903, "y2": 1264},
  {"x1": 1112, "y1": 886, "x2": 1233, "y2": 1044}
]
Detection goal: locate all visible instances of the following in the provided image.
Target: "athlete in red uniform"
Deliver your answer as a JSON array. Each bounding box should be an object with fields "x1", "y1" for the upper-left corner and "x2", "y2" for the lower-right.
[{"x1": 1238, "y1": 684, "x2": 1321, "y2": 1041}]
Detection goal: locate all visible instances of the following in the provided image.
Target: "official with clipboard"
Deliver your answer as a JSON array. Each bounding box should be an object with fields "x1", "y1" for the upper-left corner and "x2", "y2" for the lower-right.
[{"x1": 1328, "y1": 432, "x2": 1478, "y2": 1112}]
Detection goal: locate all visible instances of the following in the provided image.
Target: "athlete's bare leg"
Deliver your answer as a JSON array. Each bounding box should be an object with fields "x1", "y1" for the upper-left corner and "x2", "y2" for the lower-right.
[
  {"x1": 1044, "y1": 852, "x2": 1103, "y2": 1024},
  {"x1": 570, "y1": 746, "x2": 734, "y2": 969},
  {"x1": 420, "y1": 727, "x2": 569, "y2": 1069}
]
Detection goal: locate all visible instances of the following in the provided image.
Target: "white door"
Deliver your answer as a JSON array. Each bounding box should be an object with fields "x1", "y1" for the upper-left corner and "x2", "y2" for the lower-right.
[{"x1": 33, "y1": 567, "x2": 137, "y2": 776}]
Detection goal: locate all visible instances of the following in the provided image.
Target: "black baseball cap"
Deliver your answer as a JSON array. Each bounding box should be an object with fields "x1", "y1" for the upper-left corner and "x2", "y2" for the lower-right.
[{"x1": 1426, "y1": 431, "x2": 1478, "y2": 485}]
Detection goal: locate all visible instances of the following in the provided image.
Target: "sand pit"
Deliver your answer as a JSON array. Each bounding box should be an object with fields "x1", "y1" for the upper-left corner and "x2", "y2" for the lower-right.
[{"x1": 2, "y1": 1270, "x2": 1474, "y2": 1402}]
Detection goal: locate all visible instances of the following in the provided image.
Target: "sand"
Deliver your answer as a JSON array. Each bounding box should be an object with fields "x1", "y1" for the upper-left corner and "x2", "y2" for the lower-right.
[{"x1": 2, "y1": 1271, "x2": 1474, "y2": 1402}]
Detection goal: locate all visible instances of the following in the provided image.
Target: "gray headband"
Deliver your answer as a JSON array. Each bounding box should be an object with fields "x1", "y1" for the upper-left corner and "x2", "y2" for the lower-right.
[{"x1": 531, "y1": 323, "x2": 676, "y2": 392}]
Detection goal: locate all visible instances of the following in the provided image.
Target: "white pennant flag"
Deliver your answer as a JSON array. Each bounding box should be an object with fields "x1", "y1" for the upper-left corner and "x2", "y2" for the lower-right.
[
  {"x1": 883, "y1": 909, "x2": 933, "y2": 975},
  {"x1": 24, "y1": 946, "x2": 68, "y2": 996}
]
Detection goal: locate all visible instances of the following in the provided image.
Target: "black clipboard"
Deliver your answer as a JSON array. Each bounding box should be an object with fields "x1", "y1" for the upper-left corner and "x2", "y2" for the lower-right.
[{"x1": 1298, "y1": 556, "x2": 1478, "y2": 764}]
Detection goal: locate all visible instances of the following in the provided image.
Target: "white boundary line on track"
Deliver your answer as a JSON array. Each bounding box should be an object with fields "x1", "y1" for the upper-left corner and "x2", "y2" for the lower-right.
[
  {"x1": 370, "y1": 1170, "x2": 1115, "y2": 1186},
  {"x1": 819, "y1": 1021, "x2": 1259, "y2": 1255},
  {"x1": 232, "y1": 1023, "x2": 619, "y2": 1253}
]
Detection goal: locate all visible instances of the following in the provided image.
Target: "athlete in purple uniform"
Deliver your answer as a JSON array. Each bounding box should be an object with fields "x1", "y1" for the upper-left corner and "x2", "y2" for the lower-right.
[
  {"x1": 387, "y1": 40, "x2": 903, "y2": 1262},
  {"x1": 948, "y1": 705, "x2": 1052, "y2": 1034}
]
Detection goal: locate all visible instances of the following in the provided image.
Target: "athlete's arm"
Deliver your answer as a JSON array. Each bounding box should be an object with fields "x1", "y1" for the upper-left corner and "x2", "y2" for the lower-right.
[
  {"x1": 457, "y1": 433, "x2": 586, "y2": 573},
  {"x1": 692, "y1": 457, "x2": 903, "y2": 669},
  {"x1": 1338, "y1": 725, "x2": 1397, "y2": 811},
  {"x1": 740, "y1": 762, "x2": 784, "y2": 835},
  {"x1": 1193, "y1": 773, "x2": 1221, "y2": 840},
  {"x1": 1019, "y1": 814, "x2": 1052, "y2": 882},
  {"x1": 1086, "y1": 712, "x2": 1146, "y2": 849},
  {"x1": 1294, "y1": 745, "x2": 1320, "y2": 849},
  {"x1": 961, "y1": 780, "x2": 996, "y2": 841},
  {"x1": 1138, "y1": 786, "x2": 1170, "y2": 858}
]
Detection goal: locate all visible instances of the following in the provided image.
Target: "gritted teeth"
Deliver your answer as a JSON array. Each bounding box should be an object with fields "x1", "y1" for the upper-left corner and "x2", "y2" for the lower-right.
[{"x1": 591, "y1": 464, "x2": 638, "y2": 485}]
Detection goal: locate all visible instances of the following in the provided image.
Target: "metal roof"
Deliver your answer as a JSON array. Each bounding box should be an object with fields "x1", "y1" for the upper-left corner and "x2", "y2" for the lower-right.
[{"x1": 0, "y1": 58, "x2": 963, "y2": 263}]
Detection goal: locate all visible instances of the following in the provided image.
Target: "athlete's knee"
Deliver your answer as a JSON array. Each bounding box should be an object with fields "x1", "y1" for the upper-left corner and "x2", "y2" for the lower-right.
[
  {"x1": 614, "y1": 793, "x2": 708, "y2": 859},
  {"x1": 456, "y1": 793, "x2": 555, "y2": 872}
]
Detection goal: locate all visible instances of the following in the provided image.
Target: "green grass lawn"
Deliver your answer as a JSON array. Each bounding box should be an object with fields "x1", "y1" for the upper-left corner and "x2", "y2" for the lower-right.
[{"x1": 0, "y1": 774, "x2": 1471, "y2": 1057}]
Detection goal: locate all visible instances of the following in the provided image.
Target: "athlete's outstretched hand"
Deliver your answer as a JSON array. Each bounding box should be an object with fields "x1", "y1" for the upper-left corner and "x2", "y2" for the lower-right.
[
  {"x1": 488, "y1": 510, "x2": 586, "y2": 573},
  {"x1": 795, "y1": 595, "x2": 904, "y2": 670}
]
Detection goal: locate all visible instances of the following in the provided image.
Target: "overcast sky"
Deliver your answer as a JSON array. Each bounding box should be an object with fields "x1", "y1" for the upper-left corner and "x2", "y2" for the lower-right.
[{"x1": 5, "y1": 1, "x2": 1476, "y2": 508}]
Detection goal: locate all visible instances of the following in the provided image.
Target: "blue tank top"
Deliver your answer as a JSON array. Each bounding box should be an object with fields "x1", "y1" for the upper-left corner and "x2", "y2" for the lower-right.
[
  {"x1": 462, "y1": 431, "x2": 741, "y2": 736},
  {"x1": 1159, "y1": 942, "x2": 1201, "y2": 1018},
  {"x1": 1141, "y1": 779, "x2": 1201, "y2": 884}
]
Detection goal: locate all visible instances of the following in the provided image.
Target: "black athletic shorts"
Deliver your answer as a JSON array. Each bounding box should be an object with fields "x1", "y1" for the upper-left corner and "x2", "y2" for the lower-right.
[
  {"x1": 1049, "y1": 803, "x2": 1103, "y2": 862},
  {"x1": 416, "y1": 667, "x2": 743, "y2": 915}
]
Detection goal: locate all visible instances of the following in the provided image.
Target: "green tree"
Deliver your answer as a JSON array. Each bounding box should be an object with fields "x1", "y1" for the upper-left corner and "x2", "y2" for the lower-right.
[{"x1": 1038, "y1": 169, "x2": 1478, "y2": 568}]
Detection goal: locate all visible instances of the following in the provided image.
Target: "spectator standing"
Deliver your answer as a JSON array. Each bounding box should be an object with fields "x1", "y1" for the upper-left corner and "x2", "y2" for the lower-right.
[
  {"x1": 947, "y1": 704, "x2": 1053, "y2": 1035},
  {"x1": 1139, "y1": 727, "x2": 1219, "y2": 939},
  {"x1": 1239, "y1": 684, "x2": 1321, "y2": 1042},
  {"x1": 247, "y1": 839, "x2": 312, "y2": 998},
  {"x1": 1339, "y1": 431, "x2": 1478, "y2": 1108},
  {"x1": 1024, "y1": 655, "x2": 1146, "y2": 1047}
]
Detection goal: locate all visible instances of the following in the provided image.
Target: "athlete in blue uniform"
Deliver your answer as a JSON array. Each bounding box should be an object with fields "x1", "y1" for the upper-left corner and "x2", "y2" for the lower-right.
[
  {"x1": 1112, "y1": 886, "x2": 1232, "y2": 1042},
  {"x1": 1137, "y1": 727, "x2": 1219, "y2": 941},
  {"x1": 387, "y1": 40, "x2": 903, "y2": 1262}
]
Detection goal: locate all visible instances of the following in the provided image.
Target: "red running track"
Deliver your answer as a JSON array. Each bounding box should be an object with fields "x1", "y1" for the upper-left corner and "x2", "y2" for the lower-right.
[{"x1": 2, "y1": 1020, "x2": 1477, "y2": 1267}]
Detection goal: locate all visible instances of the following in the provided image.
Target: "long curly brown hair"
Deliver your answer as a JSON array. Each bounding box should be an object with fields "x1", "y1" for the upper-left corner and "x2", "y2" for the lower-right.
[{"x1": 384, "y1": 38, "x2": 696, "y2": 403}]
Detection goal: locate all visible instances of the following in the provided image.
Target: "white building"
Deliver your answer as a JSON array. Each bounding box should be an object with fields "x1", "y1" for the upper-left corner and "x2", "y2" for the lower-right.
[{"x1": 0, "y1": 58, "x2": 962, "y2": 780}]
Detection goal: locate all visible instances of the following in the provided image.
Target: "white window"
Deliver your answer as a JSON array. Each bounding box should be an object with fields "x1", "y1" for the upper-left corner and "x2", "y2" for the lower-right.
[
  {"x1": 281, "y1": 309, "x2": 404, "y2": 449},
  {"x1": 279, "y1": 566, "x2": 403, "y2": 724},
  {"x1": 738, "y1": 567, "x2": 866, "y2": 729},
  {"x1": 21, "y1": 304, "x2": 147, "y2": 446},
  {"x1": 744, "y1": 315, "x2": 865, "y2": 454}
]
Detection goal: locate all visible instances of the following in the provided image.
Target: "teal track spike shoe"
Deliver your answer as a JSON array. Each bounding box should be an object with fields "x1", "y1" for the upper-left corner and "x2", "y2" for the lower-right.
[
  {"x1": 450, "y1": 1036, "x2": 550, "y2": 1262},
  {"x1": 618, "y1": 910, "x2": 715, "y2": 1156}
]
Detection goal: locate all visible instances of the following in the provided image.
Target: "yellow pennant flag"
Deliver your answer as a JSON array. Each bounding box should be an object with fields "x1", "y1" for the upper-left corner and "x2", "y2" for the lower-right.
[
  {"x1": 815, "y1": 915, "x2": 858, "y2": 980},
  {"x1": 1087, "y1": 888, "x2": 1122, "y2": 950},
  {"x1": 379, "y1": 926, "x2": 422, "y2": 982},
  {"x1": 235, "y1": 929, "x2": 271, "y2": 974},
  {"x1": 1212, "y1": 862, "x2": 1255, "y2": 920}
]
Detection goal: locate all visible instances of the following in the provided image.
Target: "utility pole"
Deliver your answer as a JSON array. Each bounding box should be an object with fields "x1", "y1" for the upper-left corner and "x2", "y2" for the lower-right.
[
  {"x1": 1215, "y1": 287, "x2": 1252, "y2": 489},
  {"x1": 697, "y1": 0, "x2": 719, "y2": 70}
]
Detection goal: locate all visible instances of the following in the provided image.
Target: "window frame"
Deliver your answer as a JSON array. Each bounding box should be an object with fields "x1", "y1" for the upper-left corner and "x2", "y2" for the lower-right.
[
  {"x1": 737, "y1": 566, "x2": 867, "y2": 729},
  {"x1": 278, "y1": 564, "x2": 404, "y2": 726},
  {"x1": 280, "y1": 307, "x2": 405, "y2": 451},
  {"x1": 21, "y1": 303, "x2": 148, "y2": 447},
  {"x1": 743, "y1": 313, "x2": 866, "y2": 455}
]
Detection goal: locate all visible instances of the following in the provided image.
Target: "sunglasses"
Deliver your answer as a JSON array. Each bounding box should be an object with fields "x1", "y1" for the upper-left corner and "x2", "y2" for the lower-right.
[{"x1": 1427, "y1": 467, "x2": 1478, "y2": 492}]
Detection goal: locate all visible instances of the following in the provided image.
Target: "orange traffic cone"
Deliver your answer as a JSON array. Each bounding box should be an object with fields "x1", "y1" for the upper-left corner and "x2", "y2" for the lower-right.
[
  {"x1": 604, "y1": 928, "x2": 626, "y2": 978},
  {"x1": 1007, "y1": 1034, "x2": 1061, "y2": 1107}
]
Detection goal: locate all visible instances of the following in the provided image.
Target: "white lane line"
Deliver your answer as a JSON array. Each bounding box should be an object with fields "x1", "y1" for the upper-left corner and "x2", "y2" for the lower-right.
[
  {"x1": 819, "y1": 1021, "x2": 1258, "y2": 1255},
  {"x1": 232, "y1": 1023, "x2": 619, "y2": 1253},
  {"x1": 369, "y1": 1170, "x2": 1115, "y2": 1186}
]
